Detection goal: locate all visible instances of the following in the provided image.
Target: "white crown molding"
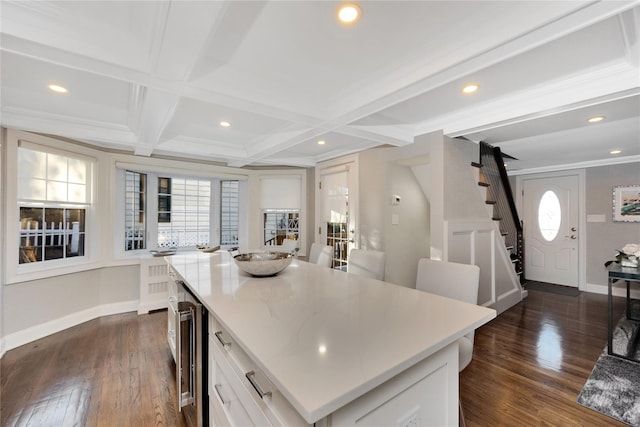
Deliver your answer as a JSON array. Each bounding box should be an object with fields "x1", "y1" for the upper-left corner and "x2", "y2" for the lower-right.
[
  {"x1": 507, "y1": 155, "x2": 640, "y2": 176},
  {"x1": 1, "y1": 106, "x2": 136, "y2": 146},
  {"x1": 248, "y1": 155, "x2": 317, "y2": 168},
  {"x1": 156, "y1": 136, "x2": 248, "y2": 160}
]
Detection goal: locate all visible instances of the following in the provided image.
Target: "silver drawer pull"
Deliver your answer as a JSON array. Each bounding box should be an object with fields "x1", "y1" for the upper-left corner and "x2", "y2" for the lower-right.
[
  {"x1": 214, "y1": 384, "x2": 229, "y2": 406},
  {"x1": 246, "y1": 371, "x2": 272, "y2": 399},
  {"x1": 214, "y1": 331, "x2": 232, "y2": 348}
]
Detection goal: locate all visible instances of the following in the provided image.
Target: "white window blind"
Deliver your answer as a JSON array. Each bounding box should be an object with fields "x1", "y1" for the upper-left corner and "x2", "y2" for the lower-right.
[{"x1": 260, "y1": 178, "x2": 301, "y2": 209}]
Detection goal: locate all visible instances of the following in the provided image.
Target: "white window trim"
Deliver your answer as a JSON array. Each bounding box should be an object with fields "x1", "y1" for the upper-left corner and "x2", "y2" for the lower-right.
[
  {"x1": 254, "y1": 171, "x2": 307, "y2": 256},
  {"x1": 4, "y1": 129, "x2": 100, "y2": 284}
]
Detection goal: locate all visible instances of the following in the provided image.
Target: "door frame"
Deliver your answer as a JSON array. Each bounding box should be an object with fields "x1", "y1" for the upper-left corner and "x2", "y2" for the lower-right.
[
  {"x1": 516, "y1": 169, "x2": 586, "y2": 291},
  {"x1": 315, "y1": 154, "x2": 359, "y2": 258}
]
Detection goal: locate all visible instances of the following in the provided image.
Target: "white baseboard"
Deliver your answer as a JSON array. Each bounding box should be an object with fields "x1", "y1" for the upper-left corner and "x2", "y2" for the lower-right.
[
  {"x1": 1, "y1": 299, "x2": 139, "y2": 356},
  {"x1": 137, "y1": 298, "x2": 168, "y2": 315},
  {"x1": 584, "y1": 282, "x2": 640, "y2": 299}
]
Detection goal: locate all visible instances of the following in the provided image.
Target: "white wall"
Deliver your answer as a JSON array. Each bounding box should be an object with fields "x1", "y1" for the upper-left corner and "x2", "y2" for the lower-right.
[
  {"x1": 443, "y1": 137, "x2": 489, "y2": 221},
  {"x1": 2, "y1": 265, "x2": 139, "y2": 350},
  {"x1": 419, "y1": 130, "x2": 446, "y2": 260},
  {"x1": 0, "y1": 129, "x2": 5, "y2": 354},
  {"x1": 357, "y1": 141, "x2": 431, "y2": 287},
  {"x1": 358, "y1": 149, "x2": 387, "y2": 251},
  {"x1": 383, "y1": 162, "x2": 430, "y2": 287}
]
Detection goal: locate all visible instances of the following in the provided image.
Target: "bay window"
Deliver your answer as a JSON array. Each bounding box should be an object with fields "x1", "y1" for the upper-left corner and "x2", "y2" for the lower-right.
[{"x1": 122, "y1": 171, "x2": 237, "y2": 251}]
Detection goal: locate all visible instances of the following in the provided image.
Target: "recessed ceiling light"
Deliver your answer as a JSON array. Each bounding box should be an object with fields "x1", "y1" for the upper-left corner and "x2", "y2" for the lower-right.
[
  {"x1": 317, "y1": 140, "x2": 326, "y2": 145},
  {"x1": 588, "y1": 116, "x2": 605, "y2": 123},
  {"x1": 338, "y1": 3, "x2": 361, "y2": 24},
  {"x1": 48, "y1": 84, "x2": 68, "y2": 93},
  {"x1": 610, "y1": 149, "x2": 622, "y2": 155},
  {"x1": 462, "y1": 84, "x2": 479, "y2": 94},
  {"x1": 220, "y1": 121, "x2": 231, "y2": 127}
]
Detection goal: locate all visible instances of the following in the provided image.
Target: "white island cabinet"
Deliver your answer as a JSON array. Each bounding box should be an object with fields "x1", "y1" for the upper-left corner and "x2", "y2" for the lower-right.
[{"x1": 166, "y1": 251, "x2": 495, "y2": 426}]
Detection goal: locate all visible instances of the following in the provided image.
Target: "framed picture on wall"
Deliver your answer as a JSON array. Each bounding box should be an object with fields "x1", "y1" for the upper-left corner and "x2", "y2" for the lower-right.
[{"x1": 613, "y1": 185, "x2": 640, "y2": 222}]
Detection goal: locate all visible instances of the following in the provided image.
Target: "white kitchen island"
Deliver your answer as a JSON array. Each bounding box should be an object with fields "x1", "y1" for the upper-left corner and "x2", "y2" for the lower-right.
[{"x1": 166, "y1": 251, "x2": 496, "y2": 426}]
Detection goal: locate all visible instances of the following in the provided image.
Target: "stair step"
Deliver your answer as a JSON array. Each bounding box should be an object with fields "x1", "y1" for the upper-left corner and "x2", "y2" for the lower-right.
[
  {"x1": 485, "y1": 200, "x2": 497, "y2": 205},
  {"x1": 501, "y1": 231, "x2": 508, "y2": 236},
  {"x1": 478, "y1": 181, "x2": 490, "y2": 187},
  {"x1": 471, "y1": 161, "x2": 482, "y2": 168},
  {"x1": 506, "y1": 245, "x2": 514, "y2": 251}
]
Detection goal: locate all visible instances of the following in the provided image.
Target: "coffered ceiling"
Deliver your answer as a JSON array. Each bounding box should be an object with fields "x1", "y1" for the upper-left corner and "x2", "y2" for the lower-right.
[{"x1": 1, "y1": 1, "x2": 638, "y2": 173}]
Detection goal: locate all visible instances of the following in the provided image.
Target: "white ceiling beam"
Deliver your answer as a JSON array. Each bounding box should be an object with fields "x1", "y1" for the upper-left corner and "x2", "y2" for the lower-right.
[
  {"x1": 455, "y1": 88, "x2": 640, "y2": 138},
  {"x1": 415, "y1": 61, "x2": 640, "y2": 137},
  {"x1": 132, "y1": 87, "x2": 181, "y2": 156},
  {"x1": 337, "y1": 125, "x2": 413, "y2": 146}
]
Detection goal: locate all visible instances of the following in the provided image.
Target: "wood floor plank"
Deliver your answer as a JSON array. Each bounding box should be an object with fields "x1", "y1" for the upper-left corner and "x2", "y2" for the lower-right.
[
  {"x1": 461, "y1": 289, "x2": 629, "y2": 426},
  {"x1": 1, "y1": 288, "x2": 632, "y2": 426},
  {"x1": 1, "y1": 311, "x2": 188, "y2": 427}
]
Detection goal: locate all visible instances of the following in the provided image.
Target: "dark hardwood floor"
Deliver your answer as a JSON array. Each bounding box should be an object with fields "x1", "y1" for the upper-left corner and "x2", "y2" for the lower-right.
[
  {"x1": 461, "y1": 289, "x2": 628, "y2": 426},
  {"x1": 0, "y1": 289, "x2": 629, "y2": 426},
  {"x1": 1, "y1": 310, "x2": 187, "y2": 427}
]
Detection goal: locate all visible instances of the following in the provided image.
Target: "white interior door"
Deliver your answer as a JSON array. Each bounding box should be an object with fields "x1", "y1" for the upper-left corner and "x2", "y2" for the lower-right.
[
  {"x1": 318, "y1": 164, "x2": 355, "y2": 270},
  {"x1": 523, "y1": 174, "x2": 580, "y2": 286}
]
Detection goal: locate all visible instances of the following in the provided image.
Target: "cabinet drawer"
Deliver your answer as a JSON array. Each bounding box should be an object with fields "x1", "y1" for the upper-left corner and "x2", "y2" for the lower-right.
[
  {"x1": 209, "y1": 316, "x2": 310, "y2": 426},
  {"x1": 209, "y1": 347, "x2": 254, "y2": 426}
]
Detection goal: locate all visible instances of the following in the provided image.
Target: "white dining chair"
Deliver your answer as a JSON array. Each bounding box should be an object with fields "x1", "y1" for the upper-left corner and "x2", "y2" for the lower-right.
[
  {"x1": 309, "y1": 243, "x2": 333, "y2": 268},
  {"x1": 347, "y1": 249, "x2": 385, "y2": 280},
  {"x1": 279, "y1": 238, "x2": 299, "y2": 255},
  {"x1": 415, "y1": 258, "x2": 480, "y2": 427}
]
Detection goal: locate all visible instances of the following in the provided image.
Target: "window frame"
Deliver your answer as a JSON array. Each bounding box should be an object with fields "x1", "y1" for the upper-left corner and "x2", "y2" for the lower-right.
[
  {"x1": 124, "y1": 170, "x2": 147, "y2": 251},
  {"x1": 220, "y1": 180, "x2": 240, "y2": 247},
  {"x1": 4, "y1": 131, "x2": 99, "y2": 284}
]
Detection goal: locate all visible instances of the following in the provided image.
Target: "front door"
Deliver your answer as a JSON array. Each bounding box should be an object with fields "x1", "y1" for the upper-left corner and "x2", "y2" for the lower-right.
[{"x1": 523, "y1": 173, "x2": 580, "y2": 287}]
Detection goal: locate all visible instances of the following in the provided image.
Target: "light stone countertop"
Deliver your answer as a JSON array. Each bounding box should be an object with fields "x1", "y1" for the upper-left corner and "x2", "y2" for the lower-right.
[{"x1": 166, "y1": 251, "x2": 496, "y2": 423}]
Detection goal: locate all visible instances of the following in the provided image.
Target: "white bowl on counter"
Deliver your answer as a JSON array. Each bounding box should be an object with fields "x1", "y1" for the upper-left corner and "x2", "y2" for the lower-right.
[{"x1": 233, "y1": 251, "x2": 293, "y2": 277}]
